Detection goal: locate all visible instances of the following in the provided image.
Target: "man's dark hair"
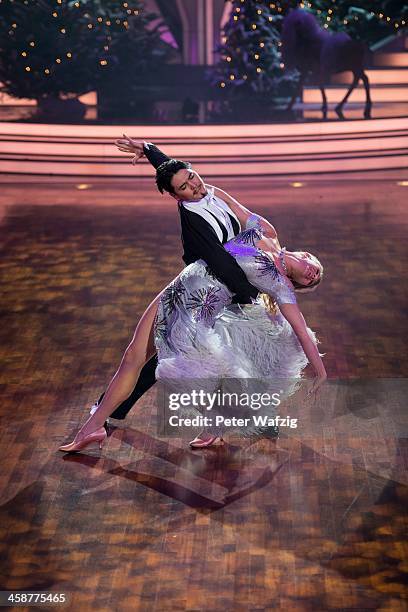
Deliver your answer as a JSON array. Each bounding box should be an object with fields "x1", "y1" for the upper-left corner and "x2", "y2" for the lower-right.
[{"x1": 155, "y1": 159, "x2": 192, "y2": 194}]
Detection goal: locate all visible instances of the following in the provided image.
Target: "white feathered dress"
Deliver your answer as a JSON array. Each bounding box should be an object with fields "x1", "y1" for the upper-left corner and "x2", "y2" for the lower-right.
[{"x1": 154, "y1": 215, "x2": 318, "y2": 437}]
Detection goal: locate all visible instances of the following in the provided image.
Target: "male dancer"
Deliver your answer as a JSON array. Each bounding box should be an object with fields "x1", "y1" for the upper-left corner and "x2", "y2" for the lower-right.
[{"x1": 92, "y1": 136, "x2": 258, "y2": 426}]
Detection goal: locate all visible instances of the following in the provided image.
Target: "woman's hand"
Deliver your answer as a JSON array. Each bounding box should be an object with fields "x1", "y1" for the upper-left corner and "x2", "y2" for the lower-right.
[
  {"x1": 307, "y1": 372, "x2": 327, "y2": 396},
  {"x1": 115, "y1": 134, "x2": 145, "y2": 165}
]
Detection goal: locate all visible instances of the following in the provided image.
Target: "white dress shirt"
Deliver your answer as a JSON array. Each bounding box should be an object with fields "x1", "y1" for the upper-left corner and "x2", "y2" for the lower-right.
[{"x1": 181, "y1": 186, "x2": 241, "y2": 243}]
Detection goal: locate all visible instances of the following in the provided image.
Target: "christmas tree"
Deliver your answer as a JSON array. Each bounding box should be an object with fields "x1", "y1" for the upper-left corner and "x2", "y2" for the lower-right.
[
  {"x1": 210, "y1": 0, "x2": 295, "y2": 99},
  {"x1": 301, "y1": 1, "x2": 407, "y2": 45},
  {"x1": 210, "y1": 0, "x2": 406, "y2": 116},
  {"x1": 0, "y1": 0, "x2": 167, "y2": 102}
]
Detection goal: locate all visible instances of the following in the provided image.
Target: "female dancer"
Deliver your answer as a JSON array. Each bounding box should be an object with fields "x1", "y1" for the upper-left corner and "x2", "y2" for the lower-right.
[{"x1": 59, "y1": 188, "x2": 325, "y2": 452}]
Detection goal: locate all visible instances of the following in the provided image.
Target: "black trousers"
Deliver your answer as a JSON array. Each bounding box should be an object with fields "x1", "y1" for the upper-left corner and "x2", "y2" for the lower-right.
[{"x1": 97, "y1": 354, "x2": 158, "y2": 420}]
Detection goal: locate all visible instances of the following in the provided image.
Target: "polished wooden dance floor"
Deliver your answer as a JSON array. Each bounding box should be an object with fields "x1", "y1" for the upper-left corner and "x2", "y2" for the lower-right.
[{"x1": 0, "y1": 174, "x2": 407, "y2": 611}]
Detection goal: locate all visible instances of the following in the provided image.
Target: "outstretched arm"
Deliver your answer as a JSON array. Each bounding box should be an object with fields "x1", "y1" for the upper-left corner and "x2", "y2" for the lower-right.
[
  {"x1": 115, "y1": 135, "x2": 171, "y2": 169},
  {"x1": 210, "y1": 185, "x2": 278, "y2": 239},
  {"x1": 279, "y1": 302, "x2": 327, "y2": 392}
]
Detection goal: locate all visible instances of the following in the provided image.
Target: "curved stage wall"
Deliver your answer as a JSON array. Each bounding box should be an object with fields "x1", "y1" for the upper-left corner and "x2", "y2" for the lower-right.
[{"x1": 0, "y1": 117, "x2": 407, "y2": 177}]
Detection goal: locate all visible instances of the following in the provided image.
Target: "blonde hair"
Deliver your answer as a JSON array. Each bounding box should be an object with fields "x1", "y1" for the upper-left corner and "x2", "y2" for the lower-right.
[{"x1": 260, "y1": 293, "x2": 280, "y2": 315}]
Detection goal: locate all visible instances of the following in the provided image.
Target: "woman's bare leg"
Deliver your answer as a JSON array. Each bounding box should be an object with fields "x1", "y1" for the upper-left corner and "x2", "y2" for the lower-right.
[{"x1": 73, "y1": 290, "x2": 163, "y2": 441}]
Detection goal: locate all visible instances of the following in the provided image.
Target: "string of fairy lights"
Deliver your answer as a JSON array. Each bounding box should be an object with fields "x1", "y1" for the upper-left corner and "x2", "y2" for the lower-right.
[
  {"x1": 1, "y1": 0, "x2": 142, "y2": 76},
  {"x1": 3, "y1": 0, "x2": 406, "y2": 80},
  {"x1": 219, "y1": 1, "x2": 285, "y2": 88},
  {"x1": 218, "y1": 0, "x2": 406, "y2": 88},
  {"x1": 299, "y1": 1, "x2": 406, "y2": 30}
]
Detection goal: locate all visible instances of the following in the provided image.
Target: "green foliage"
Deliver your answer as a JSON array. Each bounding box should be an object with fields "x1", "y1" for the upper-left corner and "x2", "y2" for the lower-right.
[
  {"x1": 0, "y1": 0, "x2": 168, "y2": 100},
  {"x1": 303, "y1": 1, "x2": 407, "y2": 45}
]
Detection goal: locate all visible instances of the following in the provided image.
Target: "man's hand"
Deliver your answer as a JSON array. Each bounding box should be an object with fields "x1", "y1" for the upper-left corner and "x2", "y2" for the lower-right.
[{"x1": 115, "y1": 134, "x2": 145, "y2": 165}]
